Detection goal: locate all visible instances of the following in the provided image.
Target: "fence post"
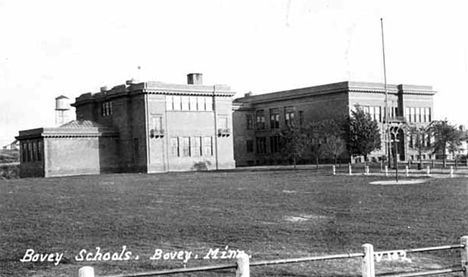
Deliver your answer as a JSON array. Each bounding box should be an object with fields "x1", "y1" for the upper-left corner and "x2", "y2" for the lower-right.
[
  {"x1": 362, "y1": 244, "x2": 375, "y2": 277},
  {"x1": 332, "y1": 165, "x2": 336, "y2": 176},
  {"x1": 365, "y1": 165, "x2": 369, "y2": 176},
  {"x1": 405, "y1": 166, "x2": 409, "y2": 177},
  {"x1": 384, "y1": 166, "x2": 388, "y2": 177},
  {"x1": 461, "y1": 236, "x2": 468, "y2": 277},
  {"x1": 236, "y1": 253, "x2": 250, "y2": 277},
  {"x1": 79, "y1": 267, "x2": 94, "y2": 277},
  {"x1": 349, "y1": 164, "x2": 352, "y2": 176},
  {"x1": 426, "y1": 166, "x2": 431, "y2": 177},
  {"x1": 450, "y1": 166, "x2": 454, "y2": 178}
]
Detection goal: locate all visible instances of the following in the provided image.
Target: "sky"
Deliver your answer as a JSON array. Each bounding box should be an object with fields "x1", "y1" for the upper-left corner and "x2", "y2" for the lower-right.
[{"x1": 1, "y1": 0, "x2": 467, "y2": 146}]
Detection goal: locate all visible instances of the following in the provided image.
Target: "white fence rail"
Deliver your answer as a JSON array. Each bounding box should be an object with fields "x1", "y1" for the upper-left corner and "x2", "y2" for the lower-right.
[{"x1": 79, "y1": 236, "x2": 468, "y2": 277}]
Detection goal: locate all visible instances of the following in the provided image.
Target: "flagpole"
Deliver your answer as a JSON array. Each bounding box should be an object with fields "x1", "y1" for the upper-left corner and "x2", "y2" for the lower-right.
[{"x1": 381, "y1": 18, "x2": 391, "y2": 168}]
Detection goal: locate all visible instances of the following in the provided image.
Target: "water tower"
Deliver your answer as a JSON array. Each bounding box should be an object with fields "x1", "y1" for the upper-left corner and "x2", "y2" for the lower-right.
[{"x1": 55, "y1": 95, "x2": 70, "y2": 126}]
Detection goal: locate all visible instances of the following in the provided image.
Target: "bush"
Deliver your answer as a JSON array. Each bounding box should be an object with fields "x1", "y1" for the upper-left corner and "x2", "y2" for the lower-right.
[{"x1": 0, "y1": 164, "x2": 19, "y2": 179}]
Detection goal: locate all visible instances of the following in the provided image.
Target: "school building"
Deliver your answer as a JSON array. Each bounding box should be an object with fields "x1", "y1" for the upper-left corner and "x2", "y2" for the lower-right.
[
  {"x1": 16, "y1": 73, "x2": 236, "y2": 177},
  {"x1": 232, "y1": 81, "x2": 436, "y2": 166}
]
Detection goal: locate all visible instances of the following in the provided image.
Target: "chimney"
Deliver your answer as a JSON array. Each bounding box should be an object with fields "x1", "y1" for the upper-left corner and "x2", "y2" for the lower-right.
[{"x1": 187, "y1": 73, "x2": 203, "y2": 85}]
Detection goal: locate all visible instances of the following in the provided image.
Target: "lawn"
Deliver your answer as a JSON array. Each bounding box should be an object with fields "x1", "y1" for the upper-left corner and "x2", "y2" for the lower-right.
[{"x1": 1, "y1": 170, "x2": 467, "y2": 277}]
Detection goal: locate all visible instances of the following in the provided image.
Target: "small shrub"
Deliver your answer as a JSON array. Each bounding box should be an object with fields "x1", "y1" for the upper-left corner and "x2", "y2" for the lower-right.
[{"x1": 0, "y1": 164, "x2": 20, "y2": 179}]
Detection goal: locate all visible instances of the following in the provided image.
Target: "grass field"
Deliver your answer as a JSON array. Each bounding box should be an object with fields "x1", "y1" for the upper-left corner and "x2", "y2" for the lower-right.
[{"x1": 1, "y1": 170, "x2": 467, "y2": 277}]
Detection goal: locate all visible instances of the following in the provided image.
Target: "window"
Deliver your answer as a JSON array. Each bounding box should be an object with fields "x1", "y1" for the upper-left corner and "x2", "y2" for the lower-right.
[
  {"x1": 182, "y1": 137, "x2": 190, "y2": 156},
  {"x1": 270, "y1": 136, "x2": 280, "y2": 153},
  {"x1": 376, "y1": 106, "x2": 382, "y2": 122},
  {"x1": 170, "y1": 137, "x2": 179, "y2": 156},
  {"x1": 285, "y1": 106, "x2": 295, "y2": 127},
  {"x1": 256, "y1": 110, "x2": 265, "y2": 130},
  {"x1": 219, "y1": 116, "x2": 228, "y2": 129},
  {"x1": 246, "y1": 139, "x2": 254, "y2": 153},
  {"x1": 203, "y1": 137, "x2": 213, "y2": 156},
  {"x1": 173, "y1": 96, "x2": 181, "y2": 110},
  {"x1": 32, "y1": 142, "x2": 37, "y2": 162},
  {"x1": 246, "y1": 114, "x2": 253, "y2": 130},
  {"x1": 256, "y1": 137, "x2": 266, "y2": 154},
  {"x1": 166, "y1": 96, "x2": 173, "y2": 111},
  {"x1": 428, "y1": 108, "x2": 432, "y2": 122},
  {"x1": 21, "y1": 143, "x2": 26, "y2": 162},
  {"x1": 269, "y1": 108, "x2": 279, "y2": 129},
  {"x1": 190, "y1": 96, "x2": 198, "y2": 111},
  {"x1": 191, "y1": 137, "x2": 202, "y2": 156},
  {"x1": 299, "y1": 111, "x2": 304, "y2": 126},
  {"x1": 28, "y1": 142, "x2": 32, "y2": 162},
  {"x1": 205, "y1": 97, "x2": 213, "y2": 111},
  {"x1": 37, "y1": 141, "x2": 42, "y2": 161},
  {"x1": 151, "y1": 116, "x2": 163, "y2": 131},
  {"x1": 181, "y1": 96, "x2": 190, "y2": 110},
  {"x1": 101, "y1": 101, "x2": 113, "y2": 116},
  {"x1": 133, "y1": 138, "x2": 139, "y2": 162}
]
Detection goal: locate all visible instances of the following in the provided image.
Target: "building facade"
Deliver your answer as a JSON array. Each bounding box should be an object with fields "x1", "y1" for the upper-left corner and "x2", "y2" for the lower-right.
[
  {"x1": 232, "y1": 81, "x2": 436, "y2": 166},
  {"x1": 17, "y1": 73, "x2": 236, "y2": 177}
]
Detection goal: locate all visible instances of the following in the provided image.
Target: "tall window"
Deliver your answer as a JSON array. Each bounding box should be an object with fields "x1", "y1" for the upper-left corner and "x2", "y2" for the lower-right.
[
  {"x1": 166, "y1": 96, "x2": 173, "y2": 110},
  {"x1": 191, "y1": 137, "x2": 202, "y2": 156},
  {"x1": 205, "y1": 97, "x2": 213, "y2": 111},
  {"x1": 21, "y1": 143, "x2": 26, "y2": 162},
  {"x1": 181, "y1": 96, "x2": 190, "y2": 110},
  {"x1": 219, "y1": 116, "x2": 228, "y2": 129},
  {"x1": 28, "y1": 142, "x2": 32, "y2": 162},
  {"x1": 299, "y1": 111, "x2": 304, "y2": 126},
  {"x1": 405, "y1": 107, "x2": 410, "y2": 122},
  {"x1": 246, "y1": 114, "x2": 253, "y2": 130},
  {"x1": 285, "y1": 106, "x2": 295, "y2": 127},
  {"x1": 246, "y1": 139, "x2": 254, "y2": 153},
  {"x1": 101, "y1": 101, "x2": 113, "y2": 116},
  {"x1": 256, "y1": 137, "x2": 266, "y2": 154},
  {"x1": 190, "y1": 96, "x2": 198, "y2": 111},
  {"x1": 151, "y1": 116, "x2": 163, "y2": 131},
  {"x1": 256, "y1": 110, "x2": 265, "y2": 130},
  {"x1": 173, "y1": 96, "x2": 181, "y2": 111},
  {"x1": 37, "y1": 141, "x2": 42, "y2": 161},
  {"x1": 269, "y1": 108, "x2": 279, "y2": 129},
  {"x1": 182, "y1": 137, "x2": 190, "y2": 157},
  {"x1": 32, "y1": 142, "x2": 37, "y2": 162},
  {"x1": 270, "y1": 136, "x2": 280, "y2": 153},
  {"x1": 170, "y1": 137, "x2": 179, "y2": 156},
  {"x1": 203, "y1": 137, "x2": 213, "y2": 156},
  {"x1": 428, "y1": 108, "x2": 432, "y2": 122}
]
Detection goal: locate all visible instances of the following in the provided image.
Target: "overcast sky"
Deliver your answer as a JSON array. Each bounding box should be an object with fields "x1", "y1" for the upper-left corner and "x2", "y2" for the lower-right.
[{"x1": 1, "y1": 0, "x2": 467, "y2": 146}]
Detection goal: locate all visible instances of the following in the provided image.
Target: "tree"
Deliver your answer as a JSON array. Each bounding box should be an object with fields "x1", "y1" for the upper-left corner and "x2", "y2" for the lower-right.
[
  {"x1": 278, "y1": 126, "x2": 309, "y2": 168},
  {"x1": 307, "y1": 119, "x2": 346, "y2": 166},
  {"x1": 343, "y1": 105, "x2": 382, "y2": 163},
  {"x1": 406, "y1": 123, "x2": 432, "y2": 169},
  {"x1": 429, "y1": 120, "x2": 465, "y2": 167}
]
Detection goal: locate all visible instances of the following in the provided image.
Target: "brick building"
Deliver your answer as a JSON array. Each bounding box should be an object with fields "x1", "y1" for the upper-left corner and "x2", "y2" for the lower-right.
[
  {"x1": 232, "y1": 81, "x2": 436, "y2": 166},
  {"x1": 17, "y1": 73, "x2": 236, "y2": 177}
]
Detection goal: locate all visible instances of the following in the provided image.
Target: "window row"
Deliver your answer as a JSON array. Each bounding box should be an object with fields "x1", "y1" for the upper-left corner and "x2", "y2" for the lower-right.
[
  {"x1": 166, "y1": 96, "x2": 213, "y2": 111},
  {"x1": 405, "y1": 107, "x2": 431, "y2": 123},
  {"x1": 101, "y1": 101, "x2": 113, "y2": 117},
  {"x1": 408, "y1": 133, "x2": 432, "y2": 148},
  {"x1": 247, "y1": 107, "x2": 304, "y2": 130},
  {"x1": 170, "y1": 136, "x2": 213, "y2": 157},
  {"x1": 21, "y1": 140, "x2": 43, "y2": 163},
  {"x1": 246, "y1": 136, "x2": 282, "y2": 154}
]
